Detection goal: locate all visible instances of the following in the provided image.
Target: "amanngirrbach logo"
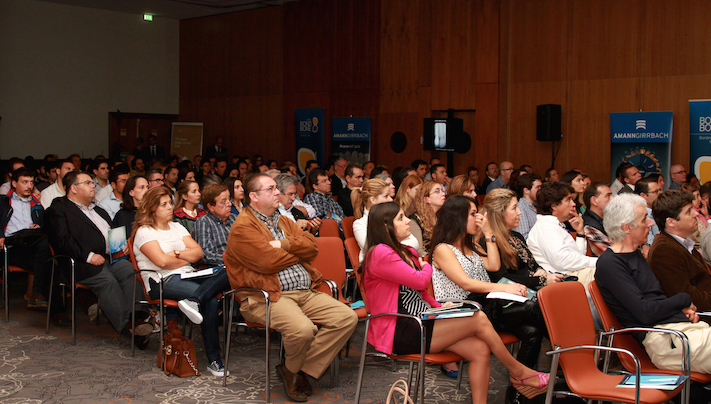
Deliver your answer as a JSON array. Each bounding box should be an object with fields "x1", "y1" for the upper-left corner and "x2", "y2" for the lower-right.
[
  {"x1": 636, "y1": 120, "x2": 647, "y2": 130},
  {"x1": 347, "y1": 123, "x2": 355, "y2": 131},
  {"x1": 700, "y1": 117, "x2": 711, "y2": 132}
]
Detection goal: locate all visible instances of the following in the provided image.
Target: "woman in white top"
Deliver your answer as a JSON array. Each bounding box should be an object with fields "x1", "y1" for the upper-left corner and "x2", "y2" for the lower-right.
[
  {"x1": 352, "y1": 178, "x2": 419, "y2": 261},
  {"x1": 132, "y1": 186, "x2": 227, "y2": 377}
]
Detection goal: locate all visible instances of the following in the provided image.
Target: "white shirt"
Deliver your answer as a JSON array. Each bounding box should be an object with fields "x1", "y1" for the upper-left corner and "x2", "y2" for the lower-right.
[
  {"x1": 94, "y1": 184, "x2": 114, "y2": 203},
  {"x1": 133, "y1": 222, "x2": 193, "y2": 292},
  {"x1": 353, "y1": 208, "x2": 419, "y2": 261},
  {"x1": 609, "y1": 178, "x2": 624, "y2": 196},
  {"x1": 40, "y1": 182, "x2": 64, "y2": 209},
  {"x1": 98, "y1": 190, "x2": 122, "y2": 220},
  {"x1": 0, "y1": 181, "x2": 11, "y2": 195},
  {"x1": 527, "y1": 214, "x2": 597, "y2": 274}
]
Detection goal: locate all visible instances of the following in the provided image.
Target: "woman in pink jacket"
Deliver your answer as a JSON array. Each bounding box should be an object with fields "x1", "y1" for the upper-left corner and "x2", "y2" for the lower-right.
[{"x1": 361, "y1": 202, "x2": 549, "y2": 403}]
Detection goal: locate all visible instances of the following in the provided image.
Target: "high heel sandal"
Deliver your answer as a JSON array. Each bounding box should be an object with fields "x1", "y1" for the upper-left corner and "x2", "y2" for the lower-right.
[{"x1": 509, "y1": 372, "x2": 550, "y2": 399}]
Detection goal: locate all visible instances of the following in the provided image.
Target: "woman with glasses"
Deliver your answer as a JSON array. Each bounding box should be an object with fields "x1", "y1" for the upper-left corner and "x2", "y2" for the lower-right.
[
  {"x1": 173, "y1": 180, "x2": 206, "y2": 233},
  {"x1": 409, "y1": 181, "x2": 446, "y2": 256},
  {"x1": 132, "y1": 186, "x2": 227, "y2": 376}
]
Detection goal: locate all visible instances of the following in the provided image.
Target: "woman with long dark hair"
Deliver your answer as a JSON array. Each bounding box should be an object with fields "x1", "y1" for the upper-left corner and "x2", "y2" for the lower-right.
[
  {"x1": 560, "y1": 170, "x2": 586, "y2": 215},
  {"x1": 173, "y1": 180, "x2": 206, "y2": 233},
  {"x1": 113, "y1": 175, "x2": 148, "y2": 235},
  {"x1": 362, "y1": 202, "x2": 548, "y2": 403},
  {"x1": 430, "y1": 195, "x2": 549, "y2": 370}
]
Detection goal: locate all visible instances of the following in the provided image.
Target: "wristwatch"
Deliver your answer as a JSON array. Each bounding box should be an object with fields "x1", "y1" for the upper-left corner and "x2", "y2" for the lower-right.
[
  {"x1": 174, "y1": 250, "x2": 180, "y2": 258},
  {"x1": 485, "y1": 236, "x2": 496, "y2": 243}
]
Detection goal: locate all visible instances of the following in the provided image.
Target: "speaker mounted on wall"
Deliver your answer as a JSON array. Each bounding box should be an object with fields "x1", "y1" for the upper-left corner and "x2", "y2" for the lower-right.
[{"x1": 536, "y1": 104, "x2": 562, "y2": 142}]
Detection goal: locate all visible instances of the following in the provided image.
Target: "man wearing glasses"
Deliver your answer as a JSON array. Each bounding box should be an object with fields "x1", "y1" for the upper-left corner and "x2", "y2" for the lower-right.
[
  {"x1": 635, "y1": 176, "x2": 662, "y2": 252},
  {"x1": 146, "y1": 168, "x2": 166, "y2": 189},
  {"x1": 669, "y1": 164, "x2": 687, "y2": 190},
  {"x1": 225, "y1": 173, "x2": 357, "y2": 402},
  {"x1": 97, "y1": 164, "x2": 130, "y2": 219},
  {"x1": 486, "y1": 161, "x2": 514, "y2": 194},
  {"x1": 329, "y1": 157, "x2": 348, "y2": 197},
  {"x1": 45, "y1": 171, "x2": 148, "y2": 339}
]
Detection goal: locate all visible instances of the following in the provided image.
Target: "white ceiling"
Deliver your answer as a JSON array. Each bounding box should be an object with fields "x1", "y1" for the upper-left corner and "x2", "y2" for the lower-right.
[{"x1": 37, "y1": 0, "x2": 296, "y2": 20}]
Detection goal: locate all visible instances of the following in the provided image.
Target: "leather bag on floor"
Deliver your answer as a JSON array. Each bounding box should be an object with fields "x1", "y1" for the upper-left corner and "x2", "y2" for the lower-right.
[{"x1": 157, "y1": 327, "x2": 201, "y2": 377}]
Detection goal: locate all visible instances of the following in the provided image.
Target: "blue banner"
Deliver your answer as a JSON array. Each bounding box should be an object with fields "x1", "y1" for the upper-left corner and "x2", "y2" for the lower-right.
[
  {"x1": 331, "y1": 117, "x2": 371, "y2": 166},
  {"x1": 610, "y1": 111, "x2": 673, "y2": 184},
  {"x1": 690, "y1": 100, "x2": 711, "y2": 184},
  {"x1": 295, "y1": 108, "x2": 325, "y2": 176}
]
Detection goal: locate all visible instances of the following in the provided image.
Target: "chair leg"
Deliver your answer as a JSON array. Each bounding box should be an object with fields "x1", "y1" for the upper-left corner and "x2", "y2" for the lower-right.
[
  {"x1": 407, "y1": 362, "x2": 416, "y2": 401},
  {"x1": 131, "y1": 277, "x2": 137, "y2": 357},
  {"x1": 456, "y1": 359, "x2": 464, "y2": 389},
  {"x1": 223, "y1": 297, "x2": 234, "y2": 387},
  {"x1": 354, "y1": 319, "x2": 370, "y2": 404},
  {"x1": 45, "y1": 262, "x2": 55, "y2": 333},
  {"x1": 70, "y1": 268, "x2": 76, "y2": 346},
  {"x1": 4, "y1": 248, "x2": 9, "y2": 323}
]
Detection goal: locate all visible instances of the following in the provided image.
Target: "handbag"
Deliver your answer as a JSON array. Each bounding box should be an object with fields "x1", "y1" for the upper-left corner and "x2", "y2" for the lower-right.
[
  {"x1": 157, "y1": 326, "x2": 201, "y2": 377},
  {"x1": 386, "y1": 379, "x2": 414, "y2": 404}
]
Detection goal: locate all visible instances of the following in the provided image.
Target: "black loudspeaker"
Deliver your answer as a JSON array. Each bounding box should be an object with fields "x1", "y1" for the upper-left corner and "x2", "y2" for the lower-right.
[{"x1": 537, "y1": 104, "x2": 562, "y2": 141}]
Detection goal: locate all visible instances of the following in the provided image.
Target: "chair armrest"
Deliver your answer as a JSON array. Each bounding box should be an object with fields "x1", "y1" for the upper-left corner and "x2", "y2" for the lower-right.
[
  {"x1": 602, "y1": 326, "x2": 691, "y2": 376},
  {"x1": 436, "y1": 298, "x2": 482, "y2": 311},
  {"x1": 321, "y1": 278, "x2": 339, "y2": 300}
]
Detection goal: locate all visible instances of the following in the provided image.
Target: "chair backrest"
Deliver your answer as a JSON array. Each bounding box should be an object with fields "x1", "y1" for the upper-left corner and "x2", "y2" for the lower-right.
[
  {"x1": 344, "y1": 237, "x2": 361, "y2": 272},
  {"x1": 588, "y1": 280, "x2": 656, "y2": 372},
  {"x1": 342, "y1": 216, "x2": 355, "y2": 239},
  {"x1": 537, "y1": 281, "x2": 601, "y2": 383},
  {"x1": 312, "y1": 237, "x2": 347, "y2": 300},
  {"x1": 319, "y1": 218, "x2": 340, "y2": 238},
  {"x1": 127, "y1": 237, "x2": 148, "y2": 290}
]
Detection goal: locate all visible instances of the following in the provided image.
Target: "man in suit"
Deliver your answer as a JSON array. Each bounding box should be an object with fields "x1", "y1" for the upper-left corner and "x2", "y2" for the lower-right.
[
  {"x1": 204, "y1": 136, "x2": 228, "y2": 161},
  {"x1": 329, "y1": 157, "x2": 348, "y2": 197},
  {"x1": 45, "y1": 171, "x2": 150, "y2": 339},
  {"x1": 144, "y1": 134, "x2": 166, "y2": 163}
]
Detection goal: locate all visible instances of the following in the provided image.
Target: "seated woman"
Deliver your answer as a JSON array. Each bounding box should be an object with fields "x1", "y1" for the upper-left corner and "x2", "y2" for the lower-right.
[
  {"x1": 480, "y1": 189, "x2": 564, "y2": 288},
  {"x1": 223, "y1": 177, "x2": 245, "y2": 216},
  {"x1": 560, "y1": 170, "x2": 587, "y2": 215},
  {"x1": 680, "y1": 182, "x2": 706, "y2": 242},
  {"x1": 373, "y1": 172, "x2": 396, "y2": 199},
  {"x1": 352, "y1": 178, "x2": 418, "y2": 261},
  {"x1": 173, "y1": 180, "x2": 206, "y2": 233},
  {"x1": 113, "y1": 175, "x2": 148, "y2": 235},
  {"x1": 132, "y1": 186, "x2": 227, "y2": 377},
  {"x1": 409, "y1": 181, "x2": 445, "y2": 256},
  {"x1": 394, "y1": 174, "x2": 423, "y2": 215},
  {"x1": 431, "y1": 194, "x2": 549, "y2": 370},
  {"x1": 362, "y1": 202, "x2": 548, "y2": 403},
  {"x1": 447, "y1": 174, "x2": 478, "y2": 199}
]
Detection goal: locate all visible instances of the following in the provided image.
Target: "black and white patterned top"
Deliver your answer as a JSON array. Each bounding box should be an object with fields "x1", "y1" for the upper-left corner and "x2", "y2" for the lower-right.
[
  {"x1": 398, "y1": 285, "x2": 432, "y2": 316},
  {"x1": 432, "y1": 243, "x2": 491, "y2": 301}
]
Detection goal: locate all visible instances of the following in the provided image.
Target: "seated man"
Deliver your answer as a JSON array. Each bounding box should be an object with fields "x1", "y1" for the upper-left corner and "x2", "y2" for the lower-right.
[
  {"x1": 596, "y1": 193, "x2": 711, "y2": 373},
  {"x1": 194, "y1": 183, "x2": 237, "y2": 266},
  {"x1": 40, "y1": 159, "x2": 75, "y2": 208},
  {"x1": 336, "y1": 165, "x2": 364, "y2": 217},
  {"x1": 0, "y1": 167, "x2": 52, "y2": 309},
  {"x1": 44, "y1": 171, "x2": 150, "y2": 340},
  {"x1": 274, "y1": 174, "x2": 321, "y2": 234},
  {"x1": 224, "y1": 173, "x2": 358, "y2": 402},
  {"x1": 648, "y1": 190, "x2": 711, "y2": 311},
  {"x1": 303, "y1": 168, "x2": 345, "y2": 223},
  {"x1": 512, "y1": 172, "x2": 542, "y2": 240},
  {"x1": 97, "y1": 164, "x2": 130, "y2": 219},
  {"x1": 635, "y1": 176, "x2": 662, "y2": 254},
  {"x1": 582, "y1": 182, "x2": 612, "y2": 256},
  {"x1": 527, "y1": 181, "x2": 597, "y2": 286}
]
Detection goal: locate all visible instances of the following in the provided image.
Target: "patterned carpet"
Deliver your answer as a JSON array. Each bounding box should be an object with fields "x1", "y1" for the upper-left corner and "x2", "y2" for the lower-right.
[{"x1": 1, "y1": 278, "x2": 517, "y2": 404}]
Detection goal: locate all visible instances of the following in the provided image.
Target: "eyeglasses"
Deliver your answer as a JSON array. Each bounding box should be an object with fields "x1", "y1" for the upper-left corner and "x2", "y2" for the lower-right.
[
  {"x1": 255, "y1": 186, "x2": 277, "y2": 193},
  {"x1": 500, "y1": 167, "x2": 514, "y2": 172},
  {"x1": 75, "y1": 180, "x2": 93, "y2": 186},
  {"x1": 149, "y1": 178, "x2": 164, "y2": 183},
  {"x1": 672, "y1": 170, "x2": 686, "y2": 175},
  {"x1": 215, "y1": 199, "x2": 232, "y2": 206},
  {"x1": 282, "y1": 192, "x2": 297, "y2": 198},
  {"x1": 430, "y1": 188, "x2": 446, "y2": 196}
]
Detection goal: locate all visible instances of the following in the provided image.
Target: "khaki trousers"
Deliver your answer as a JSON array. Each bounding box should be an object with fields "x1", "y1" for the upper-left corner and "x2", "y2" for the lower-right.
[
  {"x1": 240, "y1": 289, "x2": 358, "y2": 378},
  {"x1": 643, "y1": 321, "x2": 711, "y2": 373}
]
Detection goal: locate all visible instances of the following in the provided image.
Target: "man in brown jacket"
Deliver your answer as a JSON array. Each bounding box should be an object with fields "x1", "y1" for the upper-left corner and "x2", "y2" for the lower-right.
[
  {"x1": 649, "y1": 190, "x2": 711, "y2": 311},
  {"x1": 224, "y1": 173, "x2": 357, "y2": 402}
]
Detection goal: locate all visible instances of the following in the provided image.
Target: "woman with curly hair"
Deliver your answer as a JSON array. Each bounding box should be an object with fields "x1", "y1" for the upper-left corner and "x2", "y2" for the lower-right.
[
  {"x1": 409, "y1": 180, "x2": 446, "y2": 256},
  {"x1": 394, "y1": 174, "x2": 423, "y2": 215}
]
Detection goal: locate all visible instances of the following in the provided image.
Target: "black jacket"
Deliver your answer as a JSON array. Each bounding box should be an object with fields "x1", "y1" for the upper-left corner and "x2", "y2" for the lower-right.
[{"x1": 0, "y1": 191, "x2": 44, "y2": 239}]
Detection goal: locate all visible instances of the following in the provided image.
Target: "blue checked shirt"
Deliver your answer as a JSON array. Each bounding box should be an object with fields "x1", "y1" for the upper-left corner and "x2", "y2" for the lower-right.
[
  {"x1": 252, "y1": 207, "x2": 311, "y2": 291},
  {"x1": 193, "y1": 211, "x2": 237, "y2": 265},
  {"x1": 303, "y1": 191, "x2": 344, "y2": 222},
  {"x1": 513, "y1": 198, "x2": 537, "y2": 240}
]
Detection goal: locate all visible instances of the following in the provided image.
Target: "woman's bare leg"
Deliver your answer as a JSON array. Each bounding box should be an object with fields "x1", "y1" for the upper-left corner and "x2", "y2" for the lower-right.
[{"x1": 430, "y1": 312, "x2": 541, "y2": 383}]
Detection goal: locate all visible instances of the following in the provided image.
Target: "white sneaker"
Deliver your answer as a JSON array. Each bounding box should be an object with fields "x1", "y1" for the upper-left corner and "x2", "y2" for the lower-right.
[
  {"x1": 206, "y1": 360, "x2": 230, "y2": 377},
  {"x1": 178, "y1": 299, "x2": 203, "y2": 324}
]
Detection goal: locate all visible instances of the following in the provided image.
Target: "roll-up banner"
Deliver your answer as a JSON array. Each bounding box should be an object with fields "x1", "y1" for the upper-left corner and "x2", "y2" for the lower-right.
[
  {"x1": 295, "y1": 108, "x2": 325, "y2": 177},
  {"x1": 689, "y1": 100, "x2": 711, "y2": 184},
  {"x1": 610, "y1": 111, "x2": 673, "y2": 184},
  {"x1": 331, "y1": 117, "x2": 371, "y2": 166}
]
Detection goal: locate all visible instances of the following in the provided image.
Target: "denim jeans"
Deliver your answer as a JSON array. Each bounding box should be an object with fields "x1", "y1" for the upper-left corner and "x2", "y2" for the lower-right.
[{"x1": 148, "y1": 272, "x2": 225, "y2": 363}]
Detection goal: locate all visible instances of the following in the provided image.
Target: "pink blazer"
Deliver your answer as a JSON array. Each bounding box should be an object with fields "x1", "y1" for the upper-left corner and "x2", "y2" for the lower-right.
[{"x1": 363, "y1": 244, "x2": 439, "y2": 354}]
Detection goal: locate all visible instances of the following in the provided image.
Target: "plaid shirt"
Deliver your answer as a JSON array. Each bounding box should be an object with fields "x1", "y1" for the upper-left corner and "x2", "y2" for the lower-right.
[
  {"x1": 303, "y1": 191, "x2": 344, "y2": 222},
  {"x1": 193, "y1": 211, "x2": 236, "y2": 265},
  {"x1": 252, "y1": 207, "x2": 311, "y2": 291},
  {"x1": 582, "y1": 209, "x2": 611, "y2": 256},
  {"x1": 512, "y1": 198, "x2": 537, "y2": 240}
]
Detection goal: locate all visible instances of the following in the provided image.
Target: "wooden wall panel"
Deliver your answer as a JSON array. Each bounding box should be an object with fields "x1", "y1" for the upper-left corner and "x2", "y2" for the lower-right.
[
  {"x1": 380, "y1": 0, "x2": 421, "y2": 113},
  {"x1": 330, "y1": 0, "x2": 380, "y2": 91},
  {"x1": 568, "y1": 0, "x2": 641, "y2": 81},
  {"x1": 470, "y1": 83, "x2": 499, "y2": 174},
  {"x1": 429, "y1": 0, "x2": 477, "y2": 111},
  {"x1": 376, "y1": 112, "x2": 422, "y2": 169},
  {"x1": 509, "y1": 0, "x2": 569, "y2": 83},
  {"x1": 476, "y1": 0, "x2": 500, "y2": 84},
  {"x1": 641, "y1": 0, "x2": 711, "y2": 78}
]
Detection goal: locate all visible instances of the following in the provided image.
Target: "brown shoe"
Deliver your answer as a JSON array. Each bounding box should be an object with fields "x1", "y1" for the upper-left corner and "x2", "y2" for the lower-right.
[
  {"x1": 276, "y1": 364, "x2": 307, "y2": 402},
  {"x1": 26, "y1": 294, "x2": 48, "y2": 309},
  {"x1": 298, "y1": 371, "x2": 313, "y2": 396}
]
